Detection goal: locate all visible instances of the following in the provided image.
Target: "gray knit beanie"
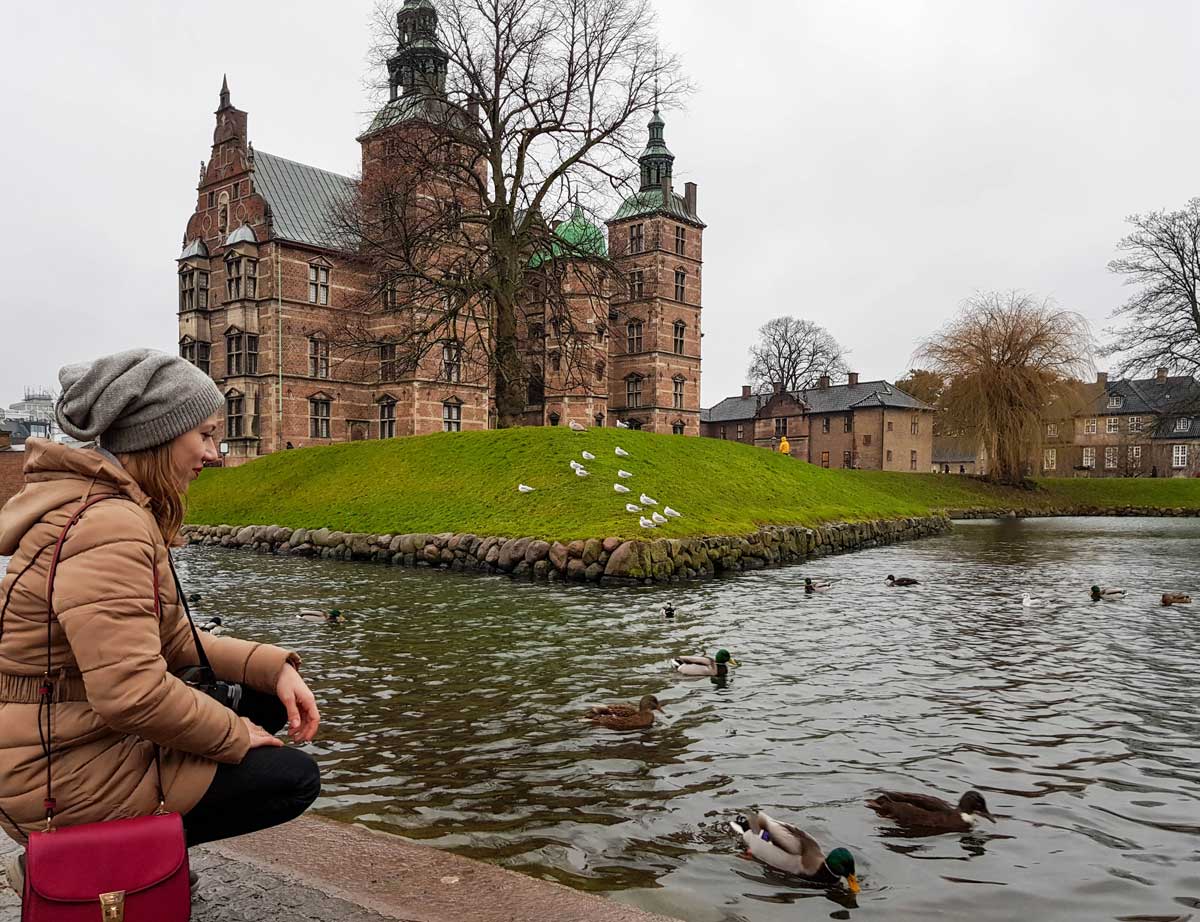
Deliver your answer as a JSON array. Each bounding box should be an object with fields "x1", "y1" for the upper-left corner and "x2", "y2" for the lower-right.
[{"x1": 55, "y1": 348, "x2": 223, "y2": 453}]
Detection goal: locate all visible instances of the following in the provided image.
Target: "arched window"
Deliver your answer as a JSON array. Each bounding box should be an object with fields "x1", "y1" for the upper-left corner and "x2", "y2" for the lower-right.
[
  {"x1": 672, "y1": 420, "x2": 685, "y2": 435},
  {"x1": 442, "y1": 398, "x2": 462, "y2": 432},
  {"x1": 548, "y1": 412, "x2": 560, "y2": 426},
  {"x1": 673, "y1": 321, "x2": 685, "y2": 355}
]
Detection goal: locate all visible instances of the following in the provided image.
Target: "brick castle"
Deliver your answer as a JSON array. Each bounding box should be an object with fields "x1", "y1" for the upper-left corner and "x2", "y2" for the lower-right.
[{"x1": 176, "y1": 1, "x2": 704, "y2": 465}]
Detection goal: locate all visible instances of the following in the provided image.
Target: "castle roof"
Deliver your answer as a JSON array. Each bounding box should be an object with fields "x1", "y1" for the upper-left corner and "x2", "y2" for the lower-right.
[
  {"x1": 611, "y1": 187, "x2": 703, "y2": 225},
  {"x1": 701, "y1": 380, "x2": 931, "y2": 423},
  {"x1": 178, "y1": 237, "x2": 209, "y2": 260},
  {"x1": 253, "y1": 150, "x2": 356, "y2": 251},
  {"x1": 529, "y1": 206, "x2": 607, "y2": 268},
  {"x1": 224, "y1": 223, "x2": 258, "y2": 246}
]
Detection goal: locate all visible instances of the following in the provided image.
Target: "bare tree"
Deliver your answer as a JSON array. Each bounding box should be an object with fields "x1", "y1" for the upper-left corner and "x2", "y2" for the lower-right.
[
  {"x1": 916, "y1": 291, "x2": 1093, "y2": 484},
  {"x1": 746, "y1": 317, "x2": 847, "y2": 393},
  {"x1": 333, "y1": 0, "x2": 687, "y2": 426},
  {"x1": 1104, "y1": 197, "x2": 1200, "y2": 377}
]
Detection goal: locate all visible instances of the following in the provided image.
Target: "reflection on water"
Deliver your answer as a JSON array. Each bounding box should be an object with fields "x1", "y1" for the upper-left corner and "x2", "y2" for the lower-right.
[{"x1": 8, "y1": 517, "x2": 1200, "y2": 920}]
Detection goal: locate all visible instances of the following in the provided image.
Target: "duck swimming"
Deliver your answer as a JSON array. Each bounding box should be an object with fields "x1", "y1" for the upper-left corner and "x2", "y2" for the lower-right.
[
  {"x1": 187, "y1": 592, "x2": 202, "y2": 604},
  {"x1": 298, "y1": 609, "x2": 344, "y2": 623},
  {"x1": 662, "y1": 604, "x2": 676, "y2": 619},
  {"x1": 865, "y1": 789, "x2": 996, "y2": 833},
  {"x1": 805, "y1": 577, "x2": 832, "y2": 593},
  {"x1": 729, "y1": 812, "x2": 859, "y2": 893},
  {"x1": 672, "y1": 649, "x2": 739, "y2": 676},
  {"x1": 1161, "y1": 592, "x2": 1192, "y2": 606},
  {"x1": 582, "y1": 694, "x2": 664, "y2": 731},
  {"x1": 1090, "y1": 585, "x2": 1125, "y2": 601},
  {"x1": 199, "y1": 616, "x2": 225, "y2": 636},
  {"x1": 886, "y1": 574, "x2": 919, "y2": 587}
]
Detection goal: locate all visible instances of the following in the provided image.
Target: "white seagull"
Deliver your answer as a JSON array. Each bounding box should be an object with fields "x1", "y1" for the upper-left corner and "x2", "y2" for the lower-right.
[
  {"x1": 663, "y1": 506, "x2": 682, "y2": 518},
  {"x1": 569, "y1": 420, "x2": 587, "y2": 432},
  {"x1": 1022, "y1": 594, "x2": 1040, "y2": 607},
  {"x1": 575, "y1": 467, "x2": 590, "y2": 477},
  {"x1": 613, "y1": 483, "x2": 631, "y2": 494},
  {"x1": 639, "y1": 493, "x2": 658, "y2": 506},
  {"x1": 617, "y1": 469, "x2": 633, "y2": 479},
  {"x1": 651, "y1": 511, "x2": 668, "y2": 525},
  {"x1": 581, "y1": 451, "x2": 595, "y2": 461},
  {"x1": 569, "y1": 460, "x2": 582, "y2": 471},
  {"x1": 615, "y1": 447, "x2": 630, "y2": 458},
  {"x1": 616, "y1": 420, "x2": 630, "y2": 429},
  {"x1": 639, "y1": 516, "x2": 657, "y2": 529},
  {"x1": 518, "y1": 484, "x2": 535, "y2": 493},
  {"x1": 625, "y1": 503, "x2": 643, "y2": 513}
]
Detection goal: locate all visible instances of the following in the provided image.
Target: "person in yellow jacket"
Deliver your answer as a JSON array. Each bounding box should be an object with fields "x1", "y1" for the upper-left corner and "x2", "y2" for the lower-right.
[{"x1": 0, "y1": 349, "x2": 321, "y2": 893}]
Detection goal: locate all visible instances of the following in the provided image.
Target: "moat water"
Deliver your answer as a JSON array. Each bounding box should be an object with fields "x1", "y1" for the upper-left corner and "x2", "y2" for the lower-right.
[{"x1": 6, "y1": 517, "x2": 1200, "y2": 920}]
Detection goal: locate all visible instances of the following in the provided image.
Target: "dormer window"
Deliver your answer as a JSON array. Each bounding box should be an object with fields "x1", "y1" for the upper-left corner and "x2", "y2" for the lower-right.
[
  {"x1": 1107, "y1": 394, "x2": 1123, "y2": 409},
  {"x1": 1175, "y1": 417, "x2": 1191, "y2": 432}
]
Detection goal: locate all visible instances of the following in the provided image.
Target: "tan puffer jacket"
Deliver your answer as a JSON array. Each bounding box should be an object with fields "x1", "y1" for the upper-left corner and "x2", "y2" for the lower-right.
[{"x1": 0, "y1": 440, "x2": 298, "y2": 843}]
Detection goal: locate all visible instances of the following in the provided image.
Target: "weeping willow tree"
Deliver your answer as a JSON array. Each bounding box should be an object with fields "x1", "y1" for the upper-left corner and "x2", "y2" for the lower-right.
[{"x1": 916, "y1": 292, "x2": 1093, "y2": 483}]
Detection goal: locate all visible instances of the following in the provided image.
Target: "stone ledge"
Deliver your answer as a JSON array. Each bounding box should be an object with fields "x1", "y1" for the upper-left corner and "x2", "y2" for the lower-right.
[{"x1": 180, "y1": 516, "x2": 952, "y2": 584}]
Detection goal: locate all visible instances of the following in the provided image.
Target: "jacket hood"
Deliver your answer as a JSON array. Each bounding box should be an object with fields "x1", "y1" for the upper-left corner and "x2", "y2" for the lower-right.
[{"x1": 0, "y1": 439, "x2": 150, "y2": 556}]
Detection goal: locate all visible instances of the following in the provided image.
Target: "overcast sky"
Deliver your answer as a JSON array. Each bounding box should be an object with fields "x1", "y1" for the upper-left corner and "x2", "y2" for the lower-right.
[{"x1": 2, "y1": 0, "x2": 1197, "y2": 407}]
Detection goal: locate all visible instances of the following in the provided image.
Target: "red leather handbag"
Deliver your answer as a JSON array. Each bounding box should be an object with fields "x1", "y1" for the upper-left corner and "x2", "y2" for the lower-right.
[{"x1": 20, "y1": 495, "x2": 191, "y2": 922}]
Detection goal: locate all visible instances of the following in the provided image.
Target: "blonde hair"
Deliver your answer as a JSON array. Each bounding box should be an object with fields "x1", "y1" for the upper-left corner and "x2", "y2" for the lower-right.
[{"x1": 117, "y1": 442, "x2": 186, "y2": 544}]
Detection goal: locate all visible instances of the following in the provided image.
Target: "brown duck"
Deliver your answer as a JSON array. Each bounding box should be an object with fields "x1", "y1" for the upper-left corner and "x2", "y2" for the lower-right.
[
  {"x1": 1162, "y1": 593, "x2": 1192, "y2": 606},
  {"x1": 582, "y1": 694, "x2": 665, "y2": 731},
  {"x1": 866, "y1": 790, "x2": 996, "y2": 832}
]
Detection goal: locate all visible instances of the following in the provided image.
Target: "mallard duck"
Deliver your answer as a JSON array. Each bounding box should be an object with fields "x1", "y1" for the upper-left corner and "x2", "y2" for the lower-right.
[
  {"x1": 582, "y1": 694, "x2": 664, "y2": 731},
  {"x1": 886, "y1": 574, "x2": 919, "y2": 587},
  {"x1": 298, "y1": 609, "x2": 344, "y2": 623},
  {"x1": 187, "y1": 592, "x2": 202, "y2": 604},
  {"x1": 662, "y1": 604, "x2": 676, "y2": 619},
  {"x1": 1090, "y1": 585, "x2": 1125, "y2": 601},
  {"x1": 866, "y1": 789, "x2": 996, "y2": 832},
  {"x1": 199, "y1": 616, "x2": 225, "y2": 636},
  {"x1": 729, "y1": 812, "x2": 859, "y2": 893},
  {"x1": 672, "y1": 649, "x2": 740, "y2": 676},
  {"x1": 1161, "y1": 592, "x2": 1192, "y2": 606},
  {"x1": 805, "y1": 577, "x2": 832, "y2": 593}
]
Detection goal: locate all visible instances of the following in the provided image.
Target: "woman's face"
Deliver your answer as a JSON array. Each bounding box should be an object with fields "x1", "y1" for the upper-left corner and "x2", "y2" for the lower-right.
[{"x1": 170, "y1": 413, "x2": 221, "y2": 491}]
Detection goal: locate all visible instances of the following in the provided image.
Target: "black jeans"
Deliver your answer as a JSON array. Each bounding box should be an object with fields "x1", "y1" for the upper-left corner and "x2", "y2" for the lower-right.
[{"x1": 182, "y1": 689, "x2": 321, "y2": 847}]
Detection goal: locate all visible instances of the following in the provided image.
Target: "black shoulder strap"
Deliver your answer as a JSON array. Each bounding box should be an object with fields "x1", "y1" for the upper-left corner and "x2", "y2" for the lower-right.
[{"x1": 165, "y1": 552, "x2": 213, "y2": 672}]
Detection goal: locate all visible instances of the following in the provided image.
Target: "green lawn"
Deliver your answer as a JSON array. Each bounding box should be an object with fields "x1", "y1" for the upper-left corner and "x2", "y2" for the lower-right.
[{"x1": 186, "y1": 429, "x2": 1200, "y2": 541}]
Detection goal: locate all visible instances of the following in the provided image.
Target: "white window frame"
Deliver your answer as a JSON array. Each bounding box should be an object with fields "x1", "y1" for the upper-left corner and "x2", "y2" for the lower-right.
[
  {"x1": 1106, "y1": 417, "x2": 1119, "y2": 434},
  {"x1": 1107, "y1": 394, "x2": 1122, "y2": 409},
  {"x1": 1174, "y1": 417, "x2": 1191, "y2": 432},
  {"x1": 1084, "y1": 418, "x2": 1097, "y2": 435},
  {"x1": 1046, "y1": 422, "x2": 1058, "y2": 438},
  {"x1": 308, "y1": 264, "x2": 330, "y2": 305},
  {"x1": 1128, "y1": 416, "x2": 1142, "y2": 432},
  {"x1": 379, "y1": 399, "x2": 396, "y2": 439},
  {"x1": 1128, "y1": 445, "x2": 1142, "y2": 465},
  {"x1": 1105, "y1": 446, "x2": 1118, "y2": 469},
  {"x1": 1173, "y1": 444, "x2": 1189, "y2": 468},
  {"x1": 1043, "y1": 448, "x2": 1056, "y2": 471},
  {"x1": 1082, "y1": 446, "x2": 1095, "y2": 469}
]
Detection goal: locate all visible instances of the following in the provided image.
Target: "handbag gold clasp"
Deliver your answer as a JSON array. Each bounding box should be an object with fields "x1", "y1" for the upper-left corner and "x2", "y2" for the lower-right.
[{"x1": 99, "y1": 890, "x2": 125, "y2": 922}]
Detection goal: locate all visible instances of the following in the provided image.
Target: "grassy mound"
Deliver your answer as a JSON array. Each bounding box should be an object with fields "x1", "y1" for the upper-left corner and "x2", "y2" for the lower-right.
[{"x1": 186, "y1": 428, "x2": 1200, "y2": 541}]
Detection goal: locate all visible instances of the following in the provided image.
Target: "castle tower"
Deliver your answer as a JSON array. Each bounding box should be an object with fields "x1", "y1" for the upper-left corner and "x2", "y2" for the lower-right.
[{"x1": 606, "y1": 108, "x2": 704, "y2": 434}]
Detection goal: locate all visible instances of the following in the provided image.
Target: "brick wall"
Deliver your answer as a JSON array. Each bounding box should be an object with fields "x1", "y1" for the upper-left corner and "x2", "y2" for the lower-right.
[{"x1": 0, "y1": 452, "x2": 25, "y2": 509}]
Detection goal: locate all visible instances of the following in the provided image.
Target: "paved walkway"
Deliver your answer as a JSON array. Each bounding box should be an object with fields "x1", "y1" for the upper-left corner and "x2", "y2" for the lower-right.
[{"x1": 0, "y1": 815, "x2": 680, "y2": 922}]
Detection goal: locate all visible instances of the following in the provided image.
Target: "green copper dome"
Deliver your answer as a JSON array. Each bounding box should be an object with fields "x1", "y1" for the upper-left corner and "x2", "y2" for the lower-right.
[{"x1": 529, "y1": 206, "x2": 607, "y2": 268}]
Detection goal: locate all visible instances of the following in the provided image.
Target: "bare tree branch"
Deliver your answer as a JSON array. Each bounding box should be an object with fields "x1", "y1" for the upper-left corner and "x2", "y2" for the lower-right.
[{"x1": 746, "y1": 317, "x2": 848, "y2": 393}]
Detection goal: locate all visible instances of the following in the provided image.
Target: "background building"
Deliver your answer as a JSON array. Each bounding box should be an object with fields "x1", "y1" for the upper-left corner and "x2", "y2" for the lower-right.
[{"x1": 701, "y1": 374, "x2": 934, "y2": 471}]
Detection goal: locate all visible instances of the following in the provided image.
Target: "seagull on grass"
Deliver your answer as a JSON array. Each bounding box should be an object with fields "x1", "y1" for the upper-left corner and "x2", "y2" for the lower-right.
[
  {"x1": 575, "y1": 468, "x2": 590, "y2": 478},
  {"x1": 582, "y1": 451, "x2": 595, "y2": 461},
  {"x1": 663, "y1": 506, "x2": 681, "y2": 518},
  {"x1": 640, "y1": 493, "x2": 658, "y2": 506},
  {"x1": 617, "y1": 469, "x2": 633, "y2": 479},
  {"x1": 569, "y1": 420, "x2": 587, "y2": 432},
  {"x1": 615, "y1": 447, "x2": 630, "y2": 458},
  {"x1": 625, "y1": 503, "x2": 643, "y2": 513},
  {"x1": 639, "y1": 516, "x2": 657, "y2": 529},
  {"x1": 518, "y1": 484, "x2": 535, "y2": 493},
  {"x1": 614, "y1": 483, "x2": 631, "y2": 494},
  {"x1": 652, "y1": 512, "x2": 668, "y2": 525}
]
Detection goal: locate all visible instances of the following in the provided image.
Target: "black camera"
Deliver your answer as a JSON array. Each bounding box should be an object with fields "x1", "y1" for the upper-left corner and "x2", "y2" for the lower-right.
[{"x1": 176, "y1": 666, "x2": 243, "y2": 711}]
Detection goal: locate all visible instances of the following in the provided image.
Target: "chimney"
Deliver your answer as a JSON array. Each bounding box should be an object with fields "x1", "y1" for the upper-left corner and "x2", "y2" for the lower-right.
[
  {"x1": 847, "y1": 371, "x2": 859, "y2": 386},
  {"x1": 1156, "y1": 366, "x2": 1168, "y2": 383},
  {"x1": 742, "y1": 385, "x2": 752, "y2": 398},
  {"x1": 660, "y1": 173, "x2": 672, "y2": 201},
  {"x1": 684, "y1": 182, "x2": 697, "y2": 216},
  {"x1": 1096, "y1": 371, "x2": 1107, "y2": 386},
  {"x1": 818, "y1": 375, "x2": 831, "y2": 389}
]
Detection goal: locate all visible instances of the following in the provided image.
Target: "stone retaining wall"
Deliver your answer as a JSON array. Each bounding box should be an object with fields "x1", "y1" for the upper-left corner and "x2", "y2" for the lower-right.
[
  {"x1": 179, "y1": 515, "x2": 952, "y2": 585},
  {"x1": 947, "y1": 505, "x2": 1200, "y2": 519}
]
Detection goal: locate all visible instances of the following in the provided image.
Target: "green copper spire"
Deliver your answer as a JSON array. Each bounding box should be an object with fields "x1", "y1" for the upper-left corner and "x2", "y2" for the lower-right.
[{"x1": 639, "y1": 107, "x2": 675, "y2": 191}]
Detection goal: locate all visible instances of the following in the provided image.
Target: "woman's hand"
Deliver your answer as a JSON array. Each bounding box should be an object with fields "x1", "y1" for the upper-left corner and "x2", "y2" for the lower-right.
[
  {"x1": 242, "y1": 717, "x2": 284, "y2": 750},
  {"x1": 275, "y1": 664, "x2": 320, "y2": 743}
]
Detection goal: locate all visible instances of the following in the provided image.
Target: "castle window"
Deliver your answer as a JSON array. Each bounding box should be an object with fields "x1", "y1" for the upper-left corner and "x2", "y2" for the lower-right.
[
  {"x1": 207, "y1": 191, "x2": 215, "y2": 208},
  {"x1": 308, "y1": 265, "x2": 330, "y2": 305},
  {"x1": 629, "y1": 270, "x2": 644, "y2": 300},
  {"x1": 179, "y1": 268, "x2": 209, "y2": 311},
  {"x1": 675, "y1": 226, "x2": 686, "y2": 255},
  {"x1": 225, "y1": 394, "x2": 244, "y2": 438},
  {"x1": 308, "y1": 337, "x2": 330, "y2": 379},
  {"x1": 442, "y1": 401, "x2": 462, "y2": 432},
  {"x1": 673, "y1": 376, "x2": 685, "y2": 410},
  {"x1": 442, "y1": 341, "x2": 462, "y2": 383},
  {"x1": 380, "y1": 343, "x2": 396, "y2": 382},
  {"x1": 180, "y1": 339, "x2": 211, "y2": 376},
  {"x1": 226, "y1": 332, "x2": 244, "y2": 376},
  {"x1": 225, "y1": 256, "x2": 256, "y2": 300},
  {"x1": 548, "y1": 412, "x2": 560, "y2": 427},
  {"x1": 1084, "y1": 417, "x2": 1097, "y2": 435},
  {"x1": 626, "y1": 320, "x2": 643, "y2": 353},
  {"x1": 775, "y1": 417, "x2": 788, "y2": 437},
  {"x1": 672, "y1": 420, "x2": 685, "y2": 435},
  {"x1": 381, "y1": 274, "x2": 400, "y2": 308},
  {"x1": 821, "y1": 417, "x2": 830, "y2": 434},
  {"x1": 379, "y1": 399, "x2": 396, "y2": 439},
  {"x1": 910, "y1": 415, "x2": 919, "y2": 435},
  {"x1": 626, "y1": 375, "x2": 643, "y2": 408},
  {"x1": 309, "y1": 398, "x2": 331, "y2": 438},
  {"x1": 629, "y1": 223, "x2": 644, "y2": 254},
  {"x1": 231, "y1": 181, "x2": 240, "y2": 198},
  {"x1": 674, "y1": 269, "x2": 686, "y2": 302},
  {"x1": 1106, "y1": 417, "x2": 1119, "y2": 434},
  {"x1": 1174, "y1": 417, "x2": 1191, "y2": 432},
  {"x1": 843, "y1": 414, "x2": 852, "y2": 433},
  {"x1": 549, "y1": 350, "x2": 561, "y2": 373},
  {"x1": 673, "y1": 320, "x2": 685, "y2": 355},
  {"x1": 245, "y1": 334, "x2": 259, "y2": 375},
  {"x1": 910, "y1": 450, "x2": 918, "y2": 471}
]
